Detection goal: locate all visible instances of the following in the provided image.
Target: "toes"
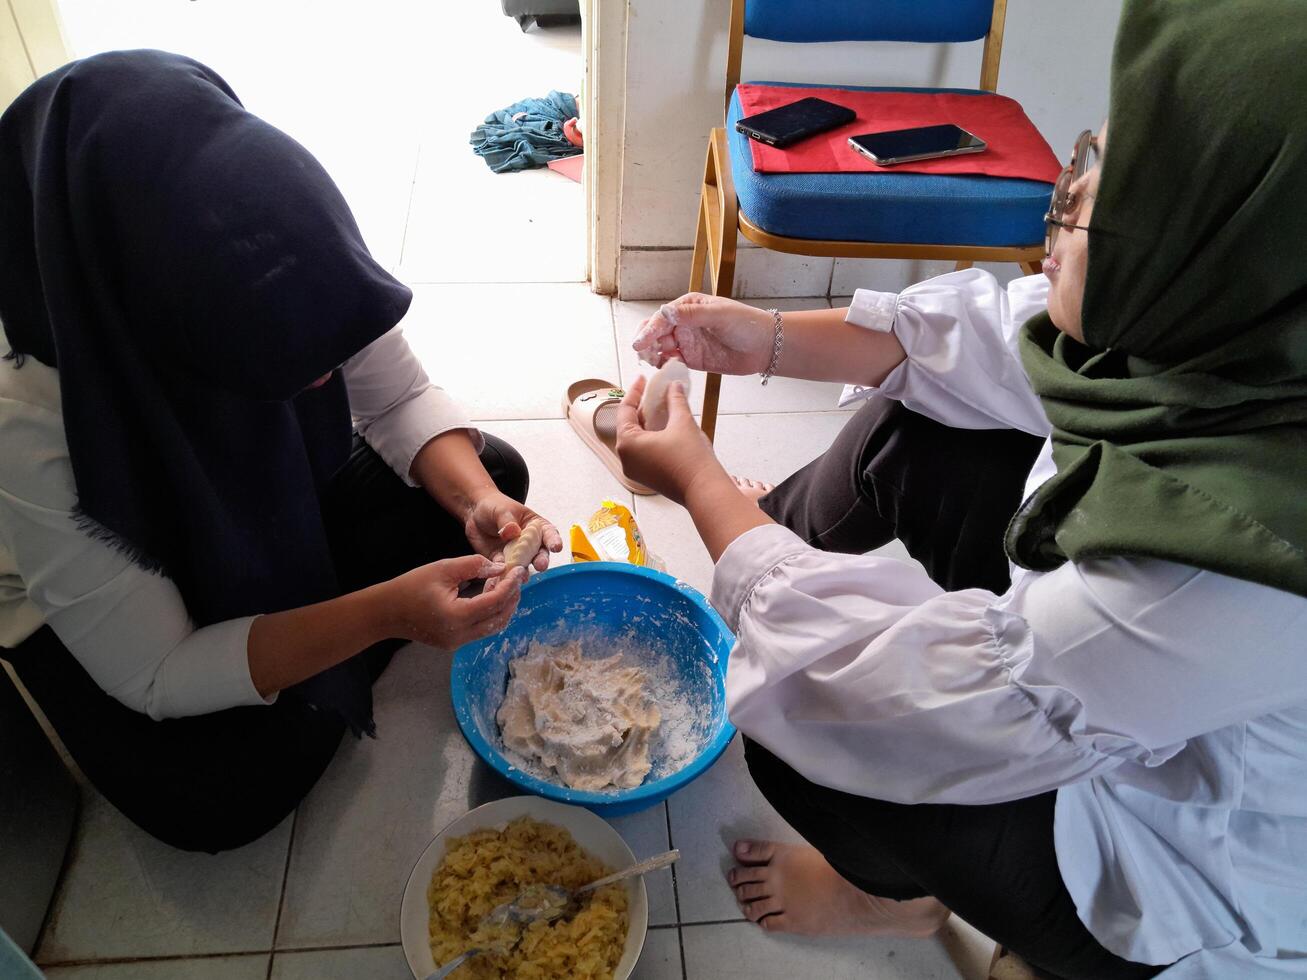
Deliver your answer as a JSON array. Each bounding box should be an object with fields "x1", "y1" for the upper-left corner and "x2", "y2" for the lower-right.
[
  {"x1": 734, "y1": 839, "x2": 776, "y2": 865},
  {"x1": 759, "y1": 913, "x2": 789, "y2": 932},
  {"x1": 727, "y1": 864, "x2": 769, "y2": 887},
  {"x1": 742, "y1": 896, "x2": 783, "y2": 922},
  {"x1": 733, "y1": 881, "x2": 770, "y2": 902}
]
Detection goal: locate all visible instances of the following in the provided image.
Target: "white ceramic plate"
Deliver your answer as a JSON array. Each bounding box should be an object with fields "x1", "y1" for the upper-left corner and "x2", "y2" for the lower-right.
[{"x1": 399, "y1": 796, "x2": 649, "y2": 979}]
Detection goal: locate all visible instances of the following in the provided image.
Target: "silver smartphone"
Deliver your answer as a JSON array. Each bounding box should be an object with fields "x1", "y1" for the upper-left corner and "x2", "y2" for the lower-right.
[{"x1": 848, "y1": 124, "x2": 987, "y2": 166}]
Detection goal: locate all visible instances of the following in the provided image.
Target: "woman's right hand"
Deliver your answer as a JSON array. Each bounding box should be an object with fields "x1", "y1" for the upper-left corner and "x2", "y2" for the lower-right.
[
  {"x1": 632, "y1": 293, "x2": 774, "y2": 375},
  {"x1": 381, "y1": 554, "x2": 525, "y2": 651}
]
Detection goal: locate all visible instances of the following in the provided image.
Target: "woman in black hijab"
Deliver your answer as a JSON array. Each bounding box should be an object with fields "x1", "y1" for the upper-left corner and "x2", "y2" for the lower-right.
[{"x1": 0, "y1": 50, "x2": 559, "y2": 852}]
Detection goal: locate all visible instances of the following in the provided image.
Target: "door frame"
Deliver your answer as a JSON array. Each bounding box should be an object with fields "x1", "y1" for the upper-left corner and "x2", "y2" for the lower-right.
[
  {"x1": 1, "y1": 0, "x2": 69, "y2": 108},
  {"x1": 582, "y1": 0, "x2": 626, "y2": 294}
]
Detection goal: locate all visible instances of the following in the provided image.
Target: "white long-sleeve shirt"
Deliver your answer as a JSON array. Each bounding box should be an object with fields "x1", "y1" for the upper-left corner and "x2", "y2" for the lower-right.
[
  {"x1": 712, "y1": 270, "x2": 1307, "y2": 976},
  {"x1": 0, "y1": 325, "x2": 479, "y2": 720}
]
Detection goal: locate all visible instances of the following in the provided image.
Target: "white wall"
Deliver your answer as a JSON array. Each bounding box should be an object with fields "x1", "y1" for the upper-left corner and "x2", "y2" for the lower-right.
[
  {"x1": 616, "y1": 0, "x2": 1123, "y2": 299},
  {"x1": 1, "y1": 0, "x2": 70, "y2": 109}
]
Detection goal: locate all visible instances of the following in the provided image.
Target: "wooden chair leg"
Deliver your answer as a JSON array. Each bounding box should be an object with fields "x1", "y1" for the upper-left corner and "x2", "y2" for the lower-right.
[
  {"x1": 1020, "y1": 259, "x2": 1044, "y2": 276},
  {"x1": 689, "y1": 194, "x2": 710, "y2": 295},
  {"x1": 689, "y1": 191, "x2": 725, "y2": 442},
  {"x1": 954, "y1": 260, "x2": 974, "y2": 271},
  {"x1": 697, "y1": 130, "x2": 738, "y2": 444},
  {"x1": 701, "y1": 373, "x2": 723, "y2": 442}
]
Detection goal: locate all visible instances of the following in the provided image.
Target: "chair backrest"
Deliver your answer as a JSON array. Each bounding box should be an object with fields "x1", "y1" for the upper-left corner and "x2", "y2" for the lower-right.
[
  {"x1": 725, "y1": 0, "x2": 1009, "y2": 112},
  {"x1": 745, "y1": 0, "x2": 995, "y2": 43}
]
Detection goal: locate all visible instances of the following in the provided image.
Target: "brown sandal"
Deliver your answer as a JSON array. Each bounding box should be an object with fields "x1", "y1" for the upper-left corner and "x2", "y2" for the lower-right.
[{"x1": 562, "y1": 379, "x2": 655, "y2": 495}]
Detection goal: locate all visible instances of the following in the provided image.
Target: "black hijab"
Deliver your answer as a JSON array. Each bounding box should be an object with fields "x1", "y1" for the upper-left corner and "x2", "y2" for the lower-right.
[{"x1": 0, "y1": 50, "x2": 413, "y2": 733}]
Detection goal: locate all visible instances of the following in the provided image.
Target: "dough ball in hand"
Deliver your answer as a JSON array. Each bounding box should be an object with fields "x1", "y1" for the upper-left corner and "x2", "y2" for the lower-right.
[{"x1": 638, "y1": 358, "x2": 691, "y2": 431}]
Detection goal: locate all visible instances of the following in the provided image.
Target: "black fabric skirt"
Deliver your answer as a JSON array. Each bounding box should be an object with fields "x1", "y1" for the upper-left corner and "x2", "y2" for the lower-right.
[{"x1": 4, "y1": 434, "x2": 527, "y2": 854}]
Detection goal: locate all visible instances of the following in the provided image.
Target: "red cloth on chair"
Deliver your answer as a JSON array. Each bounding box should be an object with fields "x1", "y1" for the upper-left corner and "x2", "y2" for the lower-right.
[{"x1": 737, "y1": 84, "x2": 1060, "y2": 182}]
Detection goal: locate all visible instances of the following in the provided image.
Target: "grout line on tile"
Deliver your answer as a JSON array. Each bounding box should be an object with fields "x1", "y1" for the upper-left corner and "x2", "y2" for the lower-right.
[
  {"x1": 396, "y1": 143, "x2": 424, "y2": 269},
  {"x1": 30, "y1": 790, "x2": 83, "y2": 963},
  {"x1": 677, "y1": 918, "x2": 756, "y2": 929},
  {"x1": 269, "y1": 940, "x2": 402, "y2": 956},
  {"x1": 266, "y1": 807, "x2": 300, "y2": 965},
  {"x1": 664, "y1": 803, "x2": 690, "y2": 979},
  {"x1": 39, "y1": 951, "x2": 270, "y2": 968}
]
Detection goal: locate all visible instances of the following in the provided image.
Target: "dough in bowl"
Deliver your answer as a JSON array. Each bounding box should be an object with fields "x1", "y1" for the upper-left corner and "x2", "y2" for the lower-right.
[{"x1": 497, "y1": 641, "x2": 661, "y2": 791}]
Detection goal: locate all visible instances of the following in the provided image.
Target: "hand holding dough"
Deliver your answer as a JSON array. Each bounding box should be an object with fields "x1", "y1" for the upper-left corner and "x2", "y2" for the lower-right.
[
  {"x1": 638, "y1": 358, "x2": 691, "y2": 432},
  {"x1": 502, "y1": 516, "x2": 548, "y2": 568}
]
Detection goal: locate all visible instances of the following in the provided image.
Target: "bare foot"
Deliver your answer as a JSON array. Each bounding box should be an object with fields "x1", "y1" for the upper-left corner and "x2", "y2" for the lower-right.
[
  {"x1": 727, "y1": 840, "x2": 950, "y2": 937},
  {"x1": 731, "y1": 474, "x2": 775, "y2": 504}
]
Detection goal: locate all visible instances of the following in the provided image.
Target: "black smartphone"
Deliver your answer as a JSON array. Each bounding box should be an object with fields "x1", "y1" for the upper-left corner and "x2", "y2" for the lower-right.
[
  {"x1": 848, "y1": 124, "x2": 987, "y2": 165},
  {"x1": 735, "y1": 97, "x2": 856, "y2": 148}
]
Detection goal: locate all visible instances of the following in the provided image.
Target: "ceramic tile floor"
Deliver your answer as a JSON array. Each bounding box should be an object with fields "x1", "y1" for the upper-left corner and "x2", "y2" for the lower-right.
[{"x1": 33, "y1": 3, "x2": 996, "y2": 977}]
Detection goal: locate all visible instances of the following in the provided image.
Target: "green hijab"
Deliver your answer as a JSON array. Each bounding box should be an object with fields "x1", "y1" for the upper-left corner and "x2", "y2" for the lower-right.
[{"x1": 1005, "y1": 0, "x2": 1307, "y2": 597}]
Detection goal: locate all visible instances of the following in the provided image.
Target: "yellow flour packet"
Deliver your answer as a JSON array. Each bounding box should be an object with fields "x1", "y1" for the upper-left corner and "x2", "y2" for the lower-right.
[{"x1": 570, "y1": 500, "x2": 663, "y2": 570}]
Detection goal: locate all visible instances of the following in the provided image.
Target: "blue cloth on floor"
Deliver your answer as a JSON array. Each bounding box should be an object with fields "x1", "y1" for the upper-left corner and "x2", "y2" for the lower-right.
[
  {"x1": 0, "y1": 930, "x2": 42, "y2": 980},
  {"x1": 471, "y1": 90, "x2": 582, "y2": 173}
]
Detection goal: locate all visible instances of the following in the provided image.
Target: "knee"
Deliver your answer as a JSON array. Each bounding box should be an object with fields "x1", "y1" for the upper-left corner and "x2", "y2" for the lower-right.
[
  {"x1": 481, "y1": 434, "x2": 529, "y2": 503},
  {"x1": 112, "y1": 712, "x2": 343, "y2": 854}
]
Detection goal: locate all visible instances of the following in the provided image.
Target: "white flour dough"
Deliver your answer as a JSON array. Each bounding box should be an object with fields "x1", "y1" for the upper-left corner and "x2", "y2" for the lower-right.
[
  {"x1": 638, "y1": 358, "x2": 691, "y2": 432},
  {"x1": 497, "y1": 641, "x2": 661, "y2": 791}
]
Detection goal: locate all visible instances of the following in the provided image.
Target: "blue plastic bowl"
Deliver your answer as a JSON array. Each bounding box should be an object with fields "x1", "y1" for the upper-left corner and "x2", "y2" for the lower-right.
[{"x1": 451, "y1": 562, "x2": 737, "y2": 817}]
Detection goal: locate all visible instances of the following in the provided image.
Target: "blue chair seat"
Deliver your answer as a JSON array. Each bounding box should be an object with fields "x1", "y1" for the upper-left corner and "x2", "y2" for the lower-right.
[{"x1": 728, "y1": 82, "x2": 1053, "y2": 247}]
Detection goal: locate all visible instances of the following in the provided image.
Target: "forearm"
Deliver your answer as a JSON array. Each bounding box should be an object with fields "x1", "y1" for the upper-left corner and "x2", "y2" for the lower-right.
[
  {"x1": 684, "y1": 469, "x2": 776, "y2": 563},
  {"x1": 409, "y1": 428, "x2": 496, "y2": 518},
  {"x1": 775, "y1": 307, "x2": 905, "y2": 387},
  {"x1": 247, "y1": 583, "x2": 395, "y2": 698}
]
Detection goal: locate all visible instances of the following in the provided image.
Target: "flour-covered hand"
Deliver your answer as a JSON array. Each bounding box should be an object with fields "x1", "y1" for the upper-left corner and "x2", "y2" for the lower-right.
[
  {"x1": 632, "y1": 293, "x2": 774, "y2": 375},
  {"x1": 464, "y1": 491, "x2": 562, "y2": 574},
  {"x1": 383, "y1": 555, "x2": 526, "y2": 651},
  {"x1": 615, "y1": 376, "x2": 725, "y2": 506}
]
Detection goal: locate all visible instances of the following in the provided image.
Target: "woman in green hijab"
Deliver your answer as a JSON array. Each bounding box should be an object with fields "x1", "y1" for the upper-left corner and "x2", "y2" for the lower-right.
[{"x1": 618, "y1": 1, "x2": 1307, "y2": 976}]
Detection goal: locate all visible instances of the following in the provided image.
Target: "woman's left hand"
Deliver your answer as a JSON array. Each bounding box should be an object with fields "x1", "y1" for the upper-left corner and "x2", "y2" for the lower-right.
[
  {"x1": 463, "y1": 492, "x2": 563, "y2": 572},
  {"x1": 615, "y1": 376, "x2": 726, "y2": 506}
]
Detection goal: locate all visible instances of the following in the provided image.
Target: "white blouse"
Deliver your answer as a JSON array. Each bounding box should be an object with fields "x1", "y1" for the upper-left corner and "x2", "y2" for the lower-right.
[
  {"x1": 712, "y1": 270, "x2": 1307, "y2": 977},
  {"x1": 0, "y1": 325, "x2": 479, "y2": 720}
]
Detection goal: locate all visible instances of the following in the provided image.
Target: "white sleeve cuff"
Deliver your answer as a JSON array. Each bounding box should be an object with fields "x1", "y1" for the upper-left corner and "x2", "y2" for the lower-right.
[
  {"x1": 837, "y1": 290, "x2": 901, "y2": 407},
  {"x1": 365, "y1": 386, "x2": 485, "y2": 488},
  {"x1": 845, "y1": 289, "x2": 900, "y2": 332},
  {"x1": 839, "y1": 271, "x2": 1051, "y2": 435},
  {"x1": 710, "y1": 524, "x2": 813, "y2": 632},
  {"x1": 140, "y1": 616, "x2": 274, "y2": 720}
]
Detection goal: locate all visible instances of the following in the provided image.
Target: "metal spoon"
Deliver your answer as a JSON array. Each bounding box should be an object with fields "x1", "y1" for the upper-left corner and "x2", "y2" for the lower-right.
[
  {"x1": 424, "y1": 930, "x2": 521, "y2": 980},
  {"x1": 483, "y1": 848, "x2": 680, "y2": 929},
  {"x1": 424, "y1": 946, "x2": 493, "y2": 980}
]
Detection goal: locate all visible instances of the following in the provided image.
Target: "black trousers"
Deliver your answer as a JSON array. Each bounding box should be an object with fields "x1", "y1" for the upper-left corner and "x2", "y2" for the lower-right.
[
  {"x1": 752, "y1": 398, "x2": 1165, "y2": 980},
  {"x1": 4, "y1": 434, "x2": 527, "y2": 854}
]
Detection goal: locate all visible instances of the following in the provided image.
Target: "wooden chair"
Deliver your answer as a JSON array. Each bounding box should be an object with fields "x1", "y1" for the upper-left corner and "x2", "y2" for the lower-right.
[{"x1": 691, "y1": 0, "x2": 1051, "y2": 439}]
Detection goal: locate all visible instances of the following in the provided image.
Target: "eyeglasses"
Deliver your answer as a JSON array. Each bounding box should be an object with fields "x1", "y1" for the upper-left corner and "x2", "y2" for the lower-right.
[{"x1": 1045, "y1": 129, "x2": 1098, "y2": 255}]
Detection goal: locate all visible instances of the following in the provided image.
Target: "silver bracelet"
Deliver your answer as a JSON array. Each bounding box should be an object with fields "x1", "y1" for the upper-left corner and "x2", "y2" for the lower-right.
[{"x1": 760, "y1": 308, "x2": 784, "y2": 385}]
